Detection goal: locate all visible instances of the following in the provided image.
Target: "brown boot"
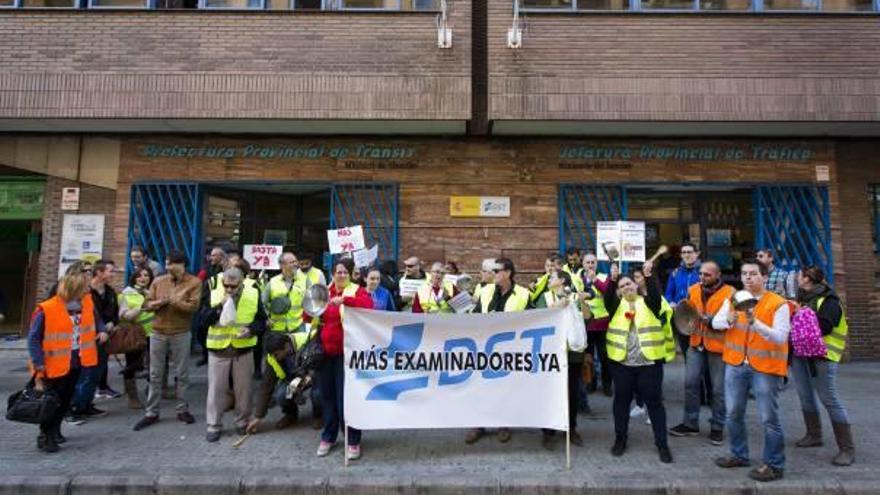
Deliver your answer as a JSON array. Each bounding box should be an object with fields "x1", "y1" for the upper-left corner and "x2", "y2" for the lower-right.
[
  {"x1": 795, "y1": 411, "x2": 823, "y2": 447},
  {"x1": 124, "y1": 378, "x2": 143, "y2": 410},
  {"x1": 831, "y1": 422, "x2": 855, "y2": 466}
]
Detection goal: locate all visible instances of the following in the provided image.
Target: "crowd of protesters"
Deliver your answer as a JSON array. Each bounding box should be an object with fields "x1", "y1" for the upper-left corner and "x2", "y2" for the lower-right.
[{"x1": 23, "y1": 243, "x2": 854, "y2": 480}]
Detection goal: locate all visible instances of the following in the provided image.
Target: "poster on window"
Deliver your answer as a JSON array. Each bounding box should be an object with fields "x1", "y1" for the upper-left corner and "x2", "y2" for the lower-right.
[{"x1": 58, "y1": 214, "x2": 104, "y2": 278}]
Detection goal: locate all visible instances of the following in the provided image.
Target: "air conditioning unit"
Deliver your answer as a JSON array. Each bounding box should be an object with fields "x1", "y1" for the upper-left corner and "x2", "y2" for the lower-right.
[
  {"x1": 438, "y1": 26, "x2": 453, "y2": 49},
  {"x1": 507, "y1": 27, "x2": 522, "y2": 49}
]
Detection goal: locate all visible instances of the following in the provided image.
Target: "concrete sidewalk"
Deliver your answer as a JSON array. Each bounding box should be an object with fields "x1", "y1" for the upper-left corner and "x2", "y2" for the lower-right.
[{"x1": 0, "y1": 343, "x2": 876, "y2": 494}]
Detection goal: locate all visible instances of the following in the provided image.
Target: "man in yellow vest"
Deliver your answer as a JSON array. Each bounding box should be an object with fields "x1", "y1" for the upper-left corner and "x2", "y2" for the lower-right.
[
  {"x1": 465, "y1": 258, "x2": 532, "y2": 445},
  {"x1": 197, "y1": 247, "x2": 228, "y2": 367},
  {"x1": 530, "y1": 254, "x2": 563, "y2": 303},
  {"x1": 603, "y1": 260, "x2": 675, "y2": 463},
  {"x1": 582, "y1": 251, "x2": 613, "y2": 396},
  {"x1": 201, "y1": 268, "x2": 267, "y2": 443},
  {"x1": 471, "y1": 258, "x2": 497, "y2": 308},
  {"x1": 298, "y1": 253, "x2": 327, "y2": 287},
  {"x1": 669, "y1": 261, "x2": 734, "y2": 445},
  {"x1": 713, "y1": 259, "x2": 790, "y2": 482},
  {"x1": 413, "y1": 262, "x2": 455, "y2": 313},
  {"x1": 397, "y1": 256, "x2": 427, "y2": 311},
  {"x1": 563, "y1": 247, "x2": 584, "y2": 291},
  {"x1": 264, "y1": 251, "x2": 322, "y2": 428}
]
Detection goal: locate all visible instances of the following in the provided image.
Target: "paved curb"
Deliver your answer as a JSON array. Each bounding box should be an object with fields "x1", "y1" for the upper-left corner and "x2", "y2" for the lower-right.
[{"x1": 1, "y1": 475, "x2": 877, "y2": 495}]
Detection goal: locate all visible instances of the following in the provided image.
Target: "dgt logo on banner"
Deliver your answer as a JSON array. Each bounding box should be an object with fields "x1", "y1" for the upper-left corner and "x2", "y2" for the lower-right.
[{"x1": 343, "y1": 308, "x2": 582, "y2": 433}]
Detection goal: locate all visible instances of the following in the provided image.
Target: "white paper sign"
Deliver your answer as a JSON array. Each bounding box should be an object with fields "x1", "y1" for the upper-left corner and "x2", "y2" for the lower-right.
[
  {"x1": 398, "y1": 278, "x2": 424, "y2": 299},
  {"x1": 815, "y1": 165, "x2": 830, "y2": 183},
  {"x1": 620, "y1": 221, "x2": 646, "y2": 262},
  {"x1": 596, "y1": 221, "x2": 621, "y2": 262},
  {"x1": 448, "y1": 291, "x2": 475, "y2": 314},
  {"x1": 596, "y1": 221, "x2": 645, "y2": 262},
  {"x1": 58, "y1": 214, "x2": 104, "y2": 278},
  {"x1": 61, "y1": 187, "x2": 80, "y2": 211},
  {"x1": 344, "y1": 308, "x2": 570, "y2": 430},
  {"x1": 354, "y1": 245, "x2": 379, "y2": 268},
  {"x1": 443, "y1": 274, "x2": 460, "y2": 286},
  {"x1": 244, "y1": 244, "x2": 282, "y2": 270},
  {"x1": 327, "y1": 225, "x2": 365, "y2": 254}
]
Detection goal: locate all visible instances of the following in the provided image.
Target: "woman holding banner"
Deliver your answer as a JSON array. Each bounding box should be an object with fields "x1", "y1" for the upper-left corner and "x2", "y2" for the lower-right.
[
  {"x1": 535, "y1": 268, "x2": 589, "y2": 449},
  {"x1": 603, "y1": 261, "x2": 676, "y2": 463},
  {"x1": 316, "y1": 258, "x2": 373, "y2": 461}
]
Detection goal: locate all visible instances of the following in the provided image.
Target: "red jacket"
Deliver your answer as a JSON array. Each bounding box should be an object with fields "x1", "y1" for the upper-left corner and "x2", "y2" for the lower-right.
[{"x1": 320, "y1": 283, "x2": 373, "y2": 356}]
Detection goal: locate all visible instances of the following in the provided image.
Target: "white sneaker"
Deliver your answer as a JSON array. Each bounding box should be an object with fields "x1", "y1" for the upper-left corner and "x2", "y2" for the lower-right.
[
  {"x1": 346, "y1": 444, "x2": 361, "y2": 461},
  {"x1": 629, "y1": 405, "x2": 646, "y2": 418},
  {"x1": 316, "y1": 441, "x2": 334, "y2": 457}
]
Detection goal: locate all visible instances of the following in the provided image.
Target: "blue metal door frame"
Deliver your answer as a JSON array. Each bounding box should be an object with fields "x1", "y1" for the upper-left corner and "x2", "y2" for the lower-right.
[
  {"x1": 754, "y1": 185, "x2": 833, "y2": 283},
  {"x1": 330, "y1": 182, "x2": 399, "y2": 272},
  {"x1": 126, "y1": 182, "x2": 204, "y2": 277},
  {"x1": 558, "y1": 182, "x2": 833, "y2": 282}
]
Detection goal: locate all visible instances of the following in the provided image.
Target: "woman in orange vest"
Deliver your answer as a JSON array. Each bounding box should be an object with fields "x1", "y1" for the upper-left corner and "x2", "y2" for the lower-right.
[
  {"x1": 26, "y1": 263, "x2": 108, "y2": 453},
  {"x1": 712, "y1": 259, "x2": 790, "y2": 482}
]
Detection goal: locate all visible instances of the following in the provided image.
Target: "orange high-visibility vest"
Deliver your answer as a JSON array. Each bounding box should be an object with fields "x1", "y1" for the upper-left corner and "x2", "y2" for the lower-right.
[
  {"x1": 722, "y1": 291, "x2": 789, "y2": 377},
  {"x1": 687, "y1": 283, "x2": 735, "y2": 354},
  {"x1": 32, "y1": 295, "x2": 98, "y2": 379}
]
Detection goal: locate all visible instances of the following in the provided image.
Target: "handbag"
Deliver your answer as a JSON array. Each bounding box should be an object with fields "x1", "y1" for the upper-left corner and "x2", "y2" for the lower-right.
[
  {"x1": 6, "y1": 385, "x2": 61, "y2": 424},
  {"x1": 106, "y1": 321, "x2": 147, "y2": 355}
]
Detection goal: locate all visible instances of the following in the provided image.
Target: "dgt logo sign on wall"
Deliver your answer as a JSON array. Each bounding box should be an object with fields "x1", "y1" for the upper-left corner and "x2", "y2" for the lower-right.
[{"x1": 343, "y1": 308, "x2": 578, "y2": 431}]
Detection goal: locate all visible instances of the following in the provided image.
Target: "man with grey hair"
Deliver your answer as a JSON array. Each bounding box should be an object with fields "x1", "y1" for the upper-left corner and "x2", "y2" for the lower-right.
[
  {"x1": 199, "y1": 267, "x2": 267, "y2": 442},
  {"x1": 413, "y1": 262, "x2": 454, "y2": 313},
  {"x1": 472, "y1": 258, "x2": 497, "y2": 305}
]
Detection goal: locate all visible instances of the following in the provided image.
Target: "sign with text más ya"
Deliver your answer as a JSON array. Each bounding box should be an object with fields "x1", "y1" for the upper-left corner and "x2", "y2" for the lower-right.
[
  {"x1": 244, "y1": 244, "x2": 282, "y2": 270},
  {"x1": 344, "y1": 307, "x2": 583, "y2": 430},
  {"x1": 450, "y1": 196, "x2": 510, "y2": 217},
  {"x1": 327, "y1": 225, "x2": 365, "y2": 255}
]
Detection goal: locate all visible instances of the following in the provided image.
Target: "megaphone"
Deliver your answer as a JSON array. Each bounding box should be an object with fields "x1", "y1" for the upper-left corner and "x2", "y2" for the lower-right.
[{"x1": 302, "y1": 284, "x2": 330, "y2": 317}]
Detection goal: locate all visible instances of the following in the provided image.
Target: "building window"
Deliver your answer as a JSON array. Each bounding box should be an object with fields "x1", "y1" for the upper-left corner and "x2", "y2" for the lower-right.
[
  {"x1": 89, "y1": 0, "x2": 150, "y2": 7},
  {"x1": 200, "y1": 0, "x2": 264, "y2": 8},
  {"x1": 640, "y1": 0, "x2": 694, "y2": 9},
  {"x1": 20, "y1": 0, "x2": 76, "y2": 6},
  {"x1": 520, "y1": 0, "x2": 878, "y2": 11}
]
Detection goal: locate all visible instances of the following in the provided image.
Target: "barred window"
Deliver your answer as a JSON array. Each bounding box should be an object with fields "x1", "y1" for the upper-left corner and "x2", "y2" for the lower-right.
[{"x1": 871, "y1": 185, "x2": 880, "y2": 253}]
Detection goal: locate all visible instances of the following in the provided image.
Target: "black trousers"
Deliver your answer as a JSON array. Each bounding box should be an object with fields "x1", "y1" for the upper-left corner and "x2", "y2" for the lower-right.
[
  {"x1": 542, "y1": 352, "x2": 584, "y2": 436},
  {"x1": 609, "y1": 361, "x2": 667, "y2": 449},
  {"x1": 39, "y1": 364, "x2": 82, "y2": 435},
  {"x1": 586, "y1": 331, "x2": 612, "y2": 389}
]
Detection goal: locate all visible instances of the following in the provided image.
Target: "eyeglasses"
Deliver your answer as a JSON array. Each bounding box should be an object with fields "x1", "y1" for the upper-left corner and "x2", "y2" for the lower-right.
[
  {"x1": 681, "y1": 250, "x2": 696, "y2": 255},
  {"x1": 223, "y1": 283, "x2": 240, "y2": 289},
  {"x1": 699, "y1": 272, "x2": 713, "y2": 277}
]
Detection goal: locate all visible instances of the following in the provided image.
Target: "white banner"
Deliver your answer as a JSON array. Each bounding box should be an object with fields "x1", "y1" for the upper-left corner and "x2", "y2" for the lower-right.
[{"x1": 344, "y1": 308, "x2": 574, "y2": 430}]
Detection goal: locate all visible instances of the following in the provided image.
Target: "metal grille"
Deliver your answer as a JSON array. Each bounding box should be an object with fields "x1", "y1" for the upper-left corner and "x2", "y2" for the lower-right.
[
  {"x1": 331, "y1": 182, "x2": 399, "y2": 265},
  {"x1": 558, "y1": 184, "x2": 627, "y2": 254},
  {"x1": 754, "y1": 185, "x2": 833, "y2": 283},
  {"x1": 127, "y1": 183, "x2": 203, "y2": 276}
]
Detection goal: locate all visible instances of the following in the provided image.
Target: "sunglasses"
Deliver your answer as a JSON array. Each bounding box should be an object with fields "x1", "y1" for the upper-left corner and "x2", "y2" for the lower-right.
[{"x1": 405, "y1": 264, "x2": 417, "y2": 268}]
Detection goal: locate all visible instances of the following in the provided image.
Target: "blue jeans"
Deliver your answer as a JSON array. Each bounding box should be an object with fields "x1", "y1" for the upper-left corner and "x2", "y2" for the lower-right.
[
  {"x1": 683, "y1": 347, "x2": 726, "y2": 431},
  {"x1": 790, "y1": 357, "x2": 850, "y2": 424},
  {"x1": 71, "y1": 344, "x2": 107, "y2": 413},
  {"x1": 317, "y1": 355, "x2": 361, "y2": 446},
  {"x1": 725, "y1": 364, "x2": 785, "y2": 470}
]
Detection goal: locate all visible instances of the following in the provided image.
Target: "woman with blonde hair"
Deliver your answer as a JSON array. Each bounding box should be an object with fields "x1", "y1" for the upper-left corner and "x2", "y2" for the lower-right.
[{"x1": 27, "y1": 262, "x2": 108, "y2": 452}]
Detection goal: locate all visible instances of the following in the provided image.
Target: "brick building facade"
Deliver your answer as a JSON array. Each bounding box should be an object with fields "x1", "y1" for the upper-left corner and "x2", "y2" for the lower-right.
[{"x1": 1, "y1": 2, "x2": 879, "y2": 359}]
